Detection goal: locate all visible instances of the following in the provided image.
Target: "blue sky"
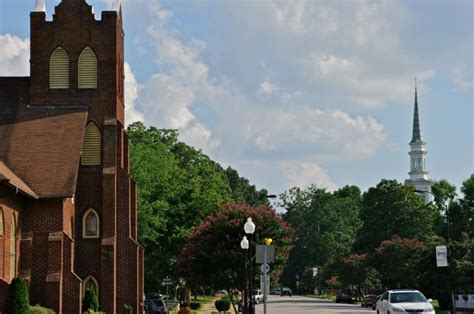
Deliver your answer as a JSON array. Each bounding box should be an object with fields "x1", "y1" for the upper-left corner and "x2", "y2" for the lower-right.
[{"x1": 0, "y1": 0, "x2": 472, "y2": 196}]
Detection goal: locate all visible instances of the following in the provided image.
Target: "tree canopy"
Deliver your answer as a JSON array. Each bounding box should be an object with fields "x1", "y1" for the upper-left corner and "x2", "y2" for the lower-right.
[{"x1": 127, "y1": 122, "x2": 270, "y2": 290}]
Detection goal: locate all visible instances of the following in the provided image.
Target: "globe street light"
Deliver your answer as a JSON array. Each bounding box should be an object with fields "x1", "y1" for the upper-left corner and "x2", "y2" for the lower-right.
[{"x1": 244, "y1": 218, "x2": 256, "y2": 314}]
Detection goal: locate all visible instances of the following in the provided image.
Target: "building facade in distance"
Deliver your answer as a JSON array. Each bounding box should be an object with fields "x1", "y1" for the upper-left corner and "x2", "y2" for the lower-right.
[{"x1": 0, "y1": 0, "x2": 144, "y2": 312}]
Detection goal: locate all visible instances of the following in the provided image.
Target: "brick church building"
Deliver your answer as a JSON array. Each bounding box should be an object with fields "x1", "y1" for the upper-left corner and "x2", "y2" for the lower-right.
[{"x1": 0, "y1": 0, "x2": 144, "y2": 312}]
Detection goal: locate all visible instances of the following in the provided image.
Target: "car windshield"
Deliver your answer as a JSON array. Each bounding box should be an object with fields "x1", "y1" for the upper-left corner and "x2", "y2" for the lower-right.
[{"x1": 390, "y1": 292, "x2": 427, "y2": 303}]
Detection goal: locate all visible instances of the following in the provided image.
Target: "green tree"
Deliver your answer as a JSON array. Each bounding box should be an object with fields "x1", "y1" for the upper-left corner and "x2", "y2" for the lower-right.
[
  {"x1": 177, "y1": 203, "x2": 294, "y2": 310},
  {"x1": 225, "y1": 167, "x2": 270, "y2": 206},
  {"x1": 5, "y1": 277, "x2": 29, "y2": 314},
  {"x1": 459, "y1": 174, "x2": 474, "y2": 238},
  {"x1": 82, "y1": 288, "x2": 99, "y2": 312},
  {"x1": 280, "y1": 185, "x2": 361, "y2": 289},
  {"x1": 370, "y1": 236, "x2": 424, "y2": 288},
  {"x1": 127, "y1": 122, "x2": 232, "y2": 289},
  {"x1": 356, "y1": 179, "x2": 438, "y2": 252}
]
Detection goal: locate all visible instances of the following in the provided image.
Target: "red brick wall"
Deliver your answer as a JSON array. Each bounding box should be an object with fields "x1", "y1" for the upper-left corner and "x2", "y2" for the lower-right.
[{"x1": 0, "y1": 186, "x2": 23, "y2": 312}]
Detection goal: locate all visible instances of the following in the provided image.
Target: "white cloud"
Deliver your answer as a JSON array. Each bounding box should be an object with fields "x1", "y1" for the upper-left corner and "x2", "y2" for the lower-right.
[
  {"x1": 282, "y1": 161, "x2": 337, "y2": 191},
  {"x1": 124, "y1": 62, "x2": 144, "y2": 126},
  {"x1": 0, "y1": 34, "x2": 30, "y2": 76},
  {"x1": 259, "y1": 80, "x2": 279, "y2": 95},
  {"x1": 451, "y1": 65, "x2": 474, "y2": 90}
]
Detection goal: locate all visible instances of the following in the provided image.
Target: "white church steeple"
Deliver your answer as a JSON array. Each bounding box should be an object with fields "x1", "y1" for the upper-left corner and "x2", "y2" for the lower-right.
[{"x1": 405, "y1": 79, "x2": 433, "y2": 203}]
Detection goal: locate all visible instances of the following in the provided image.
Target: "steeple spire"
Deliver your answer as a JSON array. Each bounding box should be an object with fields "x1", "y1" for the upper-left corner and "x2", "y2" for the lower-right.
[{"x1": 410, "y1": 78, "x2": 423, "y2": 144}]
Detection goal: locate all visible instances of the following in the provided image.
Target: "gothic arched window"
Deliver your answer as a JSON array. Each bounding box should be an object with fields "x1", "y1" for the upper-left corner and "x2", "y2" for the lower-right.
[
  {"x1": 83, "y1": 275, "x2": 99, "y2": 297},
  {"x1": 82, "y1": 208, "x2": 99, "y2": 238},
  {"x1": 50, "y1": 47, "x2": 69, "y2": 89},
  {"x1": 78, "y1": 47, "x2": 98, "y2": 89},
  {"x1": 81, "y1": 123, "x2": 101, "y2": 166}
]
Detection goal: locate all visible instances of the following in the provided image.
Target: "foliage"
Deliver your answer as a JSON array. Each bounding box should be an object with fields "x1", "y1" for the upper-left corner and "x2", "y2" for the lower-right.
[
  {"x1": 29, "y1": 305, "x2": 55, "y2": 314},
  {"x1": 5, "y1": 277, "x2": 29, "y2": 314},
  {"x1": 82, "y1": 289, "x2": 99, "y2": 312},
  {"x1": 215, "y1": 298, "x2": 231, "y2": 311},
  {"x1": 127, "y1": 122, "x2": 268, "y2": 290},
  {"x1": 189, "y1": 302, "x2": 201, "y2": 310},
  {"x1": 122, "y1": 304, "x2": 132, "y2": 314},
  {"x1": 371, "y1": 236, "x2": 424, "y2": 288},
  {"x1": 356, "y1": 179, "x2": 438, "y2": 252},
  {"x1": 280, "y1": 185, "x2": 361, "y2": 289},
  {"x1": 177, "y1": 203, "x2": 294, "y2": 294},
  {"x1": 225, "y1": 167, "x2": 270, "y2": 206}
]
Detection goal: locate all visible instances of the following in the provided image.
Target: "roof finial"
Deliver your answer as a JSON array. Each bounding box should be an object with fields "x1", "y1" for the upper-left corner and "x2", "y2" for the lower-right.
[
  {"x1": 410, "y1": 78, "x2": 423, "y2": 144},
  {"x1": 34, "y1": 0, "x2": 46, "y2": 12}
]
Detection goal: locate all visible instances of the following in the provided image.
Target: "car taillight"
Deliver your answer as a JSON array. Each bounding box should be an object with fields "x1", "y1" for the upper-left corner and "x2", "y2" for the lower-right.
[{"x1": 163, "y1": 304, "x2": 168, "y2": 311}]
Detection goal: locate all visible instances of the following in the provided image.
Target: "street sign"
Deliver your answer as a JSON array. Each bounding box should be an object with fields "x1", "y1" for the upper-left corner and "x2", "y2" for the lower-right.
[
  {"x1": 162, "y1": 277, "x2": 173, "y2": 286},
  {"x1": 260, "y1": 264, "x2": 270, "y2": 274},
  {"x1": 436, "y1": 245, "x2": 448, "y2": 267},
  {"x1": 312, "y1": 267, "x2": 318, "y2": 277},
  {"x1": 256, "y1": 245, "x2": 274, "y2": 264}
]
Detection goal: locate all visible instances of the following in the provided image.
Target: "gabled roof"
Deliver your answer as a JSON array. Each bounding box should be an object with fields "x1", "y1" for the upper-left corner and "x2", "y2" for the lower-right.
[
  {"x1": 0, "y1": 77, "x2": 88, "y2": 198},
  {"x1": 0, "y1": 161, "x2": 38, "y2": 198}
]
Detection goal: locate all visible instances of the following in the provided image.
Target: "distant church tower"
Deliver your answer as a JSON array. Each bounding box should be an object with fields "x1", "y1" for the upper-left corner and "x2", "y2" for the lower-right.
[{"x1": 405, "y1": 80, "x2": 433, "y2": 203}]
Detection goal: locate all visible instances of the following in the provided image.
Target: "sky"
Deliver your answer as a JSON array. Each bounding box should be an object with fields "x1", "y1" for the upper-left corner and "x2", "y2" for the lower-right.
[{"x1": 0, "y1": 0, "x2": 472, "y2": 197}]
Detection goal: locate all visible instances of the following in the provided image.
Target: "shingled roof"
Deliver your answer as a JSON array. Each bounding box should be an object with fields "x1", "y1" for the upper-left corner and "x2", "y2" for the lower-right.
[{"x1": 0, "y1": 77, "x2": 88, "y2": 198}]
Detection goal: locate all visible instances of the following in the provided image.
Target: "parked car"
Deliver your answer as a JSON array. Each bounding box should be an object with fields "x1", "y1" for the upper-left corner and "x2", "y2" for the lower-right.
[
  {"x1": 281, "y1": 288, "x2": 292, "y2": 296},
  {"x1": 144, "y1": 298, "x2": 168, "y2": 314},
  {"x1": 271, "y1": 288, "x2": 282, "y2": 295},
  {"x1": 376, "y1": 289, "x2": 434, "y2": 314},
  {"x1": 253, "y1": 289, "x2": 264, "y2": 303},
  {"x1": 361, "y1": 294, "x2": 378, "y2": 308},
  {"x1": 335, "y1": 288, "x2": 353, "y2": 303}
]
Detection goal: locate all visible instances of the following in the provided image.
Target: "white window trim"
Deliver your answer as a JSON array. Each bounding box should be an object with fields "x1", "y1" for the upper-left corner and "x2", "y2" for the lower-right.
[
  {"x1": 83, "y1": 275, "x2": 99, "y2": 298},
  {"x1": 82, "y1": 208, "x2": 100, "y2": 239}
]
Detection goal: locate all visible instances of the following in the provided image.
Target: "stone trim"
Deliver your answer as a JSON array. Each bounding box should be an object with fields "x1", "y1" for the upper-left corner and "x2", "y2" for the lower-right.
[{"x1": 48, "y1": 231, "x2": 63, "y2": 241}]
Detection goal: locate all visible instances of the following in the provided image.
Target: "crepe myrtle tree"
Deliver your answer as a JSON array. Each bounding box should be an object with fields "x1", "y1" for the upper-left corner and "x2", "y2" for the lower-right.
[{"x1": 177, "y1": 203, "x2": 294, "y2": 312}]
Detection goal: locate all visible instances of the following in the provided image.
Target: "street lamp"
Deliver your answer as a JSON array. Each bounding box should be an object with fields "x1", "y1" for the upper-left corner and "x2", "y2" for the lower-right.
[
  {"x1": 240, "y1": 236, "x2": 249, "y2": 314},
  {"x1": 244, "y1": 218, "x2": 256, "y2": 314}
]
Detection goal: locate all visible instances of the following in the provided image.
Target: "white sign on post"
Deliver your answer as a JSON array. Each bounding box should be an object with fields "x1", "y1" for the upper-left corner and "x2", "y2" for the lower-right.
[{"x1": 436, "y1": 245, "x2": 448, "y2": 267}]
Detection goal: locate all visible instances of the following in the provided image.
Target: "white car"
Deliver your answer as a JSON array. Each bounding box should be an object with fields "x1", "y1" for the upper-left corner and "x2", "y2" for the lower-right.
[
  {"x1": 376, "y1": 289, "x2": 435, "y2": 314},
  {"x1": 253, "y1": 289, "x2": 264, "y2": 304}
]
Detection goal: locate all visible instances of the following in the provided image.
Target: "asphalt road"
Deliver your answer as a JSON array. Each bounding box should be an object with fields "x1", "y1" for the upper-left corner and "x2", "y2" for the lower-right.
[{"x1": 254, "y1": 295, "x2": 374, "y2": 314}]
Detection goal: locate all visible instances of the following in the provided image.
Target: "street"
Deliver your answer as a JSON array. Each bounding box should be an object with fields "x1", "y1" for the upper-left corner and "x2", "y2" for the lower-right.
[{"x1": 254, "y1": 295, "x2": 374, "y2": 314}]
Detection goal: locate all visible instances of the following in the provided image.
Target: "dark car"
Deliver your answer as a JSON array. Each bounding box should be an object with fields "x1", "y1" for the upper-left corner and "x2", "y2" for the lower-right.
[
  {"x1": 335, "y1": 289, "x2": 353, "y2": 303},
  {"x1": 144, "y1": 298, "x2": 168, "y2": 314},
  {"x1": 361, "y1": 294, "x2": 378, "y2": 308},
  {"x1": 281, "y1": 288, "x2": 292, "y2": 296}
]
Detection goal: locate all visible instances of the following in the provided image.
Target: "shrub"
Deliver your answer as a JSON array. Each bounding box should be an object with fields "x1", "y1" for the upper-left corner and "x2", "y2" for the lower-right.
[
  {"x1": 82, "y1": 288, "x2": 100, "y2": 312},
  {"x1": 190, "y1": 302, "x2": 201, "y2": 310},
  {"x1": 5, "y1": 277, "x2": 29, "y2": 314},
  {"x1": 29, "y1": 305, "x2": 55, "y2": 314},
  {"x1": 123, "y1": 304, "x2": 132, "y2": 314},
  {"x1": 214, "y1": 298, "x2": 230, "y2": 311}
]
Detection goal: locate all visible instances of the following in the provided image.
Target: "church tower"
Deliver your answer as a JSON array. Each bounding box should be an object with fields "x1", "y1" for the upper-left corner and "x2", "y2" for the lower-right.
[{"x1": 405, "y1": 81, "x2": 433, "y2": 203}]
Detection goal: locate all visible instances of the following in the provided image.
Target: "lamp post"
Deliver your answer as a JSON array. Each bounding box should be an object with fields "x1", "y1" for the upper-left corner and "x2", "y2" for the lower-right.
[
  {"x1": 244, "y1": 218, "x2": 256, "y2": 314},
  {"x1": 240, "y1": 236, "x2": 249, "y2": 314}
]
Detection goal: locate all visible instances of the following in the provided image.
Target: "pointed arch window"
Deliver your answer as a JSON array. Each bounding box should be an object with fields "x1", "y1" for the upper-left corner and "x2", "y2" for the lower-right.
[
  {"x1": 50, "y1": 47, "x2": 70, "y2": 89},
  {"x1": 81, "y1": 123, "x2": 101, "y2": 166},
  {"x1": 78, "y1": 47, "x2": 97, "y2": 89},
  {"x1": 82, "y1": 208, "x2": 99, "y2": 238},
  {"x1": 83, "y1": 275, "x2": 99, "y2": 298},
  {"x1": 10, "y1": 214, "x2": 17, "y2": 279}
]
